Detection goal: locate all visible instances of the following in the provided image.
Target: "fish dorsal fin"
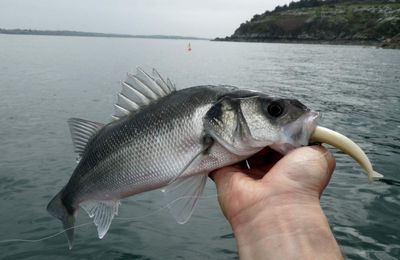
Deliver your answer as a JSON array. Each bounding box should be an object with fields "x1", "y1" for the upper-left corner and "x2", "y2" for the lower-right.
[
  {"x1": 112, "y1": 67, "x2": 176, "y2": 120},
  {"x1": 80, "y1": 200, "x2": 120, "y2": 239},
  {"x1": 162, "y1": 174, "x2": 208, "y2": 224},
  {"x1": 68, "y1": 118, "x2": 104, "y2": 160},
  {"x1": 152, "y1": 68, "x2": 175, "y2": 93}
]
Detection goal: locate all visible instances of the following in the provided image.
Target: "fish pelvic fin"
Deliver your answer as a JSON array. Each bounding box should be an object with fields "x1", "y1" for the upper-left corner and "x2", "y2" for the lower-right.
[{"x1": 47, "y1": 191, "x2": 76, "y2": 249}]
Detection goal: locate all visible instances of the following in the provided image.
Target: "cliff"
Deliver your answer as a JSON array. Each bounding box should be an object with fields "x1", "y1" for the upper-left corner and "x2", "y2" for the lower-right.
[{"x1": 216, "y1": 0, "x2": 400, "y2": 48}]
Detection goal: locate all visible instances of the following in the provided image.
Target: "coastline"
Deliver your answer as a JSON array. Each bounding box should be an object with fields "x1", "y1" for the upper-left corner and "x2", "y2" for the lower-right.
[
  {"x1": 215, "y1": 1, "x2": 400, "y2": 50},
  {"x1": 213, "y1": 37, "x2": 400, "y2": 49},
  {"x1": 0, "y1": 28, "x2": 209, "y2": 41}
]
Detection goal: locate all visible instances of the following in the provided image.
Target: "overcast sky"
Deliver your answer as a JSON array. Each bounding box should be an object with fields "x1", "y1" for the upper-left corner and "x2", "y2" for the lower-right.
[{"x1": 0, "y1": 0, "x2": 293, "y2": 38}]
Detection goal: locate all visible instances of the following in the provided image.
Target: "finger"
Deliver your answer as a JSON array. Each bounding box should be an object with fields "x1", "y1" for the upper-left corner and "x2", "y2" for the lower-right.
[{"x1": 263, "y1": 146, "x2": 336, "y2": 193}]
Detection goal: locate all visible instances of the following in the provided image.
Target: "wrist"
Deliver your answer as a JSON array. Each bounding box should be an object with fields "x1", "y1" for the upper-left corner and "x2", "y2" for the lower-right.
[{"x1": 230, "y1": 194, "x2": 343, "y2": 259}]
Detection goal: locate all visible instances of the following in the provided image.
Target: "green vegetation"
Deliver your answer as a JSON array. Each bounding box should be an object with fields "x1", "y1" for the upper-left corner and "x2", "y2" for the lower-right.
[{"x1": 216, "y1": 0, "x2": 400, "y2": 48}]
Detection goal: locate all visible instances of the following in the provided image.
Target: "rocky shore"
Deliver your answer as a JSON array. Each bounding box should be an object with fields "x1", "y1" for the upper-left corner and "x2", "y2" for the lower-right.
[{"x1": 215, "y1": 1, "x2": 400, "y2": 49}]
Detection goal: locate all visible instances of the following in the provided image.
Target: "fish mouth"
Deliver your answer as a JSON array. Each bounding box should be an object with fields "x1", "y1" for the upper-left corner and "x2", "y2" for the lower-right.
[
  {"x1": 270, "y1": 111, "x2": 383, "y2": 183},
  {"x1": 270, "y1": 111, "x2": 320, "y2": 154}
]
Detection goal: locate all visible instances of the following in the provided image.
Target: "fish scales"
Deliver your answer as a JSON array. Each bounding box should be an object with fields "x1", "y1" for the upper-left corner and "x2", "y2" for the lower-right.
[
  {"x1": 62, "y1": 86, "x2": 237, "y2": 205},
  {"x1": 48, "y1": 68, "x2": 321, "y2": 248}
]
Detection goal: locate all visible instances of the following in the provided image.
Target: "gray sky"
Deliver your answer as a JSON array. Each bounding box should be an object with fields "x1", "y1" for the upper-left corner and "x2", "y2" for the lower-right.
[{"x1": 0, "y1": 0, "x2": 293, "y2": 38}]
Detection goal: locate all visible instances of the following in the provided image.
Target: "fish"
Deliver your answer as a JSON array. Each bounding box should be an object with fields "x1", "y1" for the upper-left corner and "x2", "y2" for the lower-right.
[{"x1": 47, "y1": 68, "x2": 383, "y2": 249}]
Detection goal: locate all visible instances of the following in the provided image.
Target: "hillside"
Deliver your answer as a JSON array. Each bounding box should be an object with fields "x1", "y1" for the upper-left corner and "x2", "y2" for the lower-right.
[
  {"x1": 216, "y1": 0, "x2": 400, "y2": 48},
  {"x1": 0, "y1": 28, "x2": 209, "y2": 41}
]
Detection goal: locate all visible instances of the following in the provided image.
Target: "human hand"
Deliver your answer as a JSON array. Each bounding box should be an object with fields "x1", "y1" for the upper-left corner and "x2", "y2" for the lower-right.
[{"x1": 210, "y1": 146, "x2": 343, "y2": 259}]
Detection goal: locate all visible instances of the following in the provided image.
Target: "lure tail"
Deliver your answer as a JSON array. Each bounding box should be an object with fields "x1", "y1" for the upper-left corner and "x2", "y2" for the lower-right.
[
  {"x1": 47, "y1": 190, "x2": 76, "y2": 249},
  {"x1": 310, "y1": 126, "x2": 383, "y2": 183}
]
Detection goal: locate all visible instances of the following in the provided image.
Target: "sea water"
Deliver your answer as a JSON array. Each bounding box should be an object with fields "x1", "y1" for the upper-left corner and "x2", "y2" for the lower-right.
[{"x1": 0, "y1": 34, "x2": 399, "y2": 259}]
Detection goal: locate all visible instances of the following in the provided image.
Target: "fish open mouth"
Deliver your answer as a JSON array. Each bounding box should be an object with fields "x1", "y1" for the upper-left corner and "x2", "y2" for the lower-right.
[
  {"x1": 271, "y1": 111, "x2": 383, "y2": 183},
  {"x1": 270, "y1": 111, "x2": 320, "y2": 154}
]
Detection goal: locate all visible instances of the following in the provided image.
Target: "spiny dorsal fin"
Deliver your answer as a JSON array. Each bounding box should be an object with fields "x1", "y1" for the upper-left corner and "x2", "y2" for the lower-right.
[
  {"x1": 68, "y1": 118, "x2": 104, "y2": 159},
  {"x1": 113, "y1": 68, "x2": 176, "y2": 120}
]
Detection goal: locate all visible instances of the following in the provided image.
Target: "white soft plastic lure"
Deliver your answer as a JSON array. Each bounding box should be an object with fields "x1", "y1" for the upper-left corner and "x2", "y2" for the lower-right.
[{"x1": 310, "y1": 126, "x2": 383, "y2": 183}]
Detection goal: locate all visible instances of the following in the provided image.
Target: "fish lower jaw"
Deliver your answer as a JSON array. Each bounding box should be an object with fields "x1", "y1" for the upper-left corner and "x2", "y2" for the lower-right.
[
  {"x1": 272, "y1": 111, "x2": 320, "y2": 154},
  {"x1": 269, "y1": 128, "x2": 314, "y2": 154}
]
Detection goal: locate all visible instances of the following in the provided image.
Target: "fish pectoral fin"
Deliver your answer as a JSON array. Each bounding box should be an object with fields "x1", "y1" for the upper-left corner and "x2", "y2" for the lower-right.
[
  {"x1": 160, "y1": 136, "x2": 212, "y2": 224},
  {"x1": 68, "y1": 118, "x2": 104, "y2": 160},
  {"x1": 162, "y1": 174, "x2": 208, "y2": 224},
  {"x1": 80, "y1": 200, "x2": 120, "y2": 239}
]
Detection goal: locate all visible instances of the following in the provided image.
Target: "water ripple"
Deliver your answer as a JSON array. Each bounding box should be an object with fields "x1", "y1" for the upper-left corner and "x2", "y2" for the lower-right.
[{"x1": 0, "y1": 35, "x2": 399, "y2": 259}]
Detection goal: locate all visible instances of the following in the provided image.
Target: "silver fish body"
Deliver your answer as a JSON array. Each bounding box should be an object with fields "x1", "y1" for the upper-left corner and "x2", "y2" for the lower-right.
[
  {"x1": 47, "y1": 69, "x2": 318, "y2": 248},
  {"x1": 63, "y1": 86, "x2": 235, "y2": 205}
]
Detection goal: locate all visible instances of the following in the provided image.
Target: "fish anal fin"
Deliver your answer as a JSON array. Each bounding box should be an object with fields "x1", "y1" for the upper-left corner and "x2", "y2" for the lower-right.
[
  {"x1": 80, "y1": 200, "x2": 120, "y2": 239},
  {"x1": 162, "y1": 174, "x2": 208, "y2": 224},
  {"x1": 68, "y1": 118, "x2": 104, "y2": 160}
]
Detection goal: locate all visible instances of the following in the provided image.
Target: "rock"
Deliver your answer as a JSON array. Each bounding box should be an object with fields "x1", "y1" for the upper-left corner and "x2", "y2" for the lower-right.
[{"x1": 216, "y1": 1, "x2": 400, "y2": 48}]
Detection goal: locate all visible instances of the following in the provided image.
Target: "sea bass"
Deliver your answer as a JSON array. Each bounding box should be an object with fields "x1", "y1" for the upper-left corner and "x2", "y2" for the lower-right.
[{"x1": 47, "y1": 68, "x2": 382, "y2": 249}]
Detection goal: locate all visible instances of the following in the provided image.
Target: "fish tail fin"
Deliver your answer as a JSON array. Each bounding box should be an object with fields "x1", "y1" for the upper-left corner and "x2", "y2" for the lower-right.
[
  {"x1": 47, "y1": 191, "x2": 76, "y2": 249},
  {"x1": 373, "y1": 171, "x2": 384, "y2": 179}
]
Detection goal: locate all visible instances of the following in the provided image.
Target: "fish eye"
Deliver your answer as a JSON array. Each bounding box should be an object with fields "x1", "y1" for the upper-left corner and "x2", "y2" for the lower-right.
[{"x1": 267, "y1": 102, "x2": 284, "y2": 118}]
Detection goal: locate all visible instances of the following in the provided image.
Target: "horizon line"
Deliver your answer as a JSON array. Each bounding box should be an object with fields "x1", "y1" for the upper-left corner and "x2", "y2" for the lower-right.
[{"x1": 0, "y1": 27, "x2": 212, "y2": 41}]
